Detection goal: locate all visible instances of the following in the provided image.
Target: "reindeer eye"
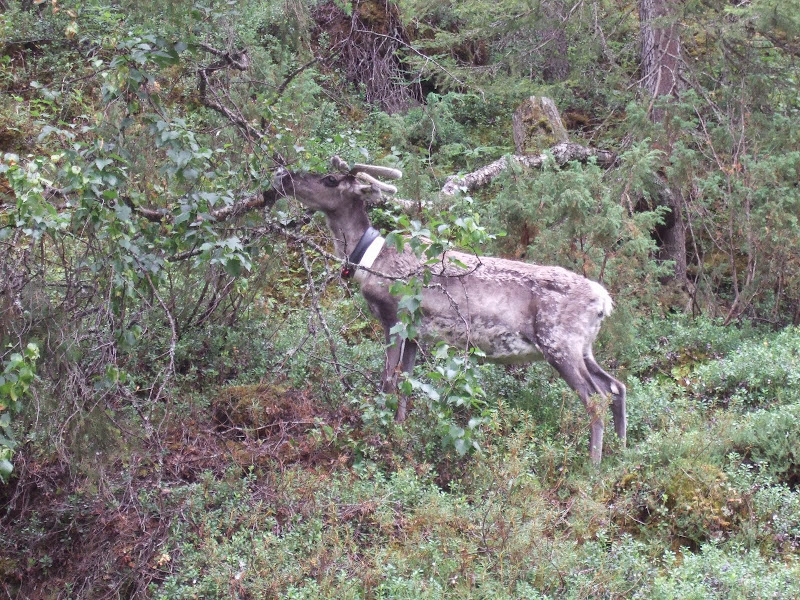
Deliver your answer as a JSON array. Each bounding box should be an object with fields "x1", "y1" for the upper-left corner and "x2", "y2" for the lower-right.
[{"x1": 322, "y1": 175, "x2": 339, "y2": 187}]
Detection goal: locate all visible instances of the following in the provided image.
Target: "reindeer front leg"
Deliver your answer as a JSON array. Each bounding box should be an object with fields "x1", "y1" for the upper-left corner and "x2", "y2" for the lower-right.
[{"x1": 382, "y1": 333, "x2": 418, "y2": 422}]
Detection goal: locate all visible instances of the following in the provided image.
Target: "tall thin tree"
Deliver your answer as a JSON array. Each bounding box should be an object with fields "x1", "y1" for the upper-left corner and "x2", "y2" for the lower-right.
[{"x1": 639, "y1": 0, "x2": 688, "y2": 284}]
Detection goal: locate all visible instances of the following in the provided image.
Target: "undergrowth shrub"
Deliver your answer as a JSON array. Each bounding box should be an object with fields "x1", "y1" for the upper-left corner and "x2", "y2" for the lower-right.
[
  {"x1": 649, "y1": 543, "x2": 800, "y2": 599},
  {"x1": 5, "y1": 0, "x2": 800, "y2": 597},
  {"x1": 371, "y1": 91, "x2": 509, "y2": 169},
  {"x1": 690, "y1": 327, "x2": 800, "y2": 407},
  {"x1": 623, "y1": 377, "x2": 687, "y2": 442},
  {"x1": 614, "y1": 457, "x2": 743, "y2": 547},
  {"x1": 481, "y1": 144, "x2": 668, "y2": 309},
  {"x1": 558, "y1": 535, "x2": 661, "y2": 599},
  {"x1": 612, "y1": 415, "x2": 744, "y2": 547},
  {"x1": 729, "y1": 402, "x2": 800, "y2": 485},
  {"x1": 749, "y1": 484, "x2": 800, "y2": 554},
  {"x1": 619, "y1": 314, "x2": 761, "y2": 377},
  {"x1": 481, "y1": 362, "x2": 567, "y2": 434}
]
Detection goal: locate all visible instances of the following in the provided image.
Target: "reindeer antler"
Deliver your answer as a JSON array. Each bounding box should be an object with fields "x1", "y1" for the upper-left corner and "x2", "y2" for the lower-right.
[
  {"x1": 330, "y1": 155, "x2": 403, "y2": 195},
  {"x1": 354, "y1": 172, "x2": 398, "y2": 195},
  {"x1": 350, "y1": 163, "x2": 402, "y2": 180},
  {"x1": 330, "y1": 156, "x2": 403, "y2": 180}
]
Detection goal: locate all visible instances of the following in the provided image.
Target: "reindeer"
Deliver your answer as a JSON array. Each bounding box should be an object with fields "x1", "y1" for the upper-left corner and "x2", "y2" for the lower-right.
[{"x1": 274, "y1": 157, "x2": 626, "y2": 463}]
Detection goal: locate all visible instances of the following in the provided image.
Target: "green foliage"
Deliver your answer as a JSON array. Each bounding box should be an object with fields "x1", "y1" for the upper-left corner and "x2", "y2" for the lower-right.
[
  {"x1": 730, "y1": 403, "x2": 800, "y2": 484},
  {"x1": 649, "y1": 544, "x2": 800, "y2": 599},
  {"x1": 0, "y1": 343, "x2": 39, "y2": 482},
  {"x1": 373, "y1": 92, "x2": 511, "y2": 168},
  {"x1": 623, "y1": 377, "x2": 687, "y2": 442},
  {"x1": 6, "y1": 318, "x2": 800, "y2": 597},
  {"x1": 616, "y1": 454, "x2": 741, "y2": 547},
  {"x1": 690, "y1": 327, "x2": 800, "y2": 406},
  {"x1": 619, "y1": 314, "x2": 762, "y2": 377},
  {"x1": 4, "y1": 0, "x2": 800, "y2": 596},
  {"x1": 748, "y1": 483, "x2": 800, "y2": 552},
  {"x1": 481, "y1": 145, "x2": 669, "y2": 308},
  {"x1": 383, "y1": 209, "x2": 501, "y2": 455},
  {"x1": 401, "y1": 343, "x2": 488, "y2": 456}
]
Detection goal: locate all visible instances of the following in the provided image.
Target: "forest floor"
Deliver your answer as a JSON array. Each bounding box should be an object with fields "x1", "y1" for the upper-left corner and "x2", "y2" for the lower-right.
[{"x1": 3, "y1": 320, "x2": 800, "y2": 599}]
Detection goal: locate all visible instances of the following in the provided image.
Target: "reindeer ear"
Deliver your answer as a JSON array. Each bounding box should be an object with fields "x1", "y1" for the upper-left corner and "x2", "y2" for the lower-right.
[
  {"x1": 331, "y1": 155, "x2": 351, "y2": 173},
  {"x1": 354, "y1": 182, "x2": 385, "y2": 206}
]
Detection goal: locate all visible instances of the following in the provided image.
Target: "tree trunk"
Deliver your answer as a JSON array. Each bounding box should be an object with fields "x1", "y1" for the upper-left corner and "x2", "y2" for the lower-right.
[
  {"x1": 640, "y1": 0, "x2": 683, "y2": 117},
  {"x1": 639, "y1": 0, "x2": 688, "y2": 283},
  {"x1": 655, "y1": 187, "x2": 688, "y2": 285}
]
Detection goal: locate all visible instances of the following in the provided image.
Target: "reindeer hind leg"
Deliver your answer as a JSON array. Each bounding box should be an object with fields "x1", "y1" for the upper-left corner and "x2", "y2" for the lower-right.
[
  {"x1": 546, "y1": 354, "x2": 606, "y2": 464},
  {"x1": 585, "y1": 353, "x2": 626, "y2": 444}
]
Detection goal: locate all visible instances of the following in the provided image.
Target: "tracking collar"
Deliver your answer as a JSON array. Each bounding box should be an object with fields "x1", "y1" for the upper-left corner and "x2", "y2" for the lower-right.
[{"x1": 342, "y1": 226, "x2": 384, "y2": 279}]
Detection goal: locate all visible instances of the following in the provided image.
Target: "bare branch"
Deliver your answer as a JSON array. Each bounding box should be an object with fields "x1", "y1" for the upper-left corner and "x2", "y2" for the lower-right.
[
  {"x1": 127, "y1": 188, "x2": 279, "y2": 225},
  {"x1": 274, "y1": 56, "x2": 320, "y2": 98},
  {"x1": 142, "y1": 268, "x2": 177, "y2": 406},
  {"x1": 300, "y1": 245, "x2": 351, "y2": 390},
  {"x1": 198, "y1": 67, "x2": 263, "y2": 142}
]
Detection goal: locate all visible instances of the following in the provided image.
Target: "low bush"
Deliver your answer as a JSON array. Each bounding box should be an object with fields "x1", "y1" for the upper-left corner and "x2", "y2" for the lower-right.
[
  {"x1": 729, "y1": 402, "x2": 800, "y2": 485},
  {"x1": 649, "y1": 543, "x2": 800, "y2": 599},
  {"x1": 690, "y1": 327, "x2": 800, "y2": 408}
]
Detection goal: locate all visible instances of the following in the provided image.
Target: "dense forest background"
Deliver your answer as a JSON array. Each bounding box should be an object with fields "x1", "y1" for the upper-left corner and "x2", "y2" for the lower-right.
[{"x1": 2, "y1": 0, "x2": 800, "y2": 597}]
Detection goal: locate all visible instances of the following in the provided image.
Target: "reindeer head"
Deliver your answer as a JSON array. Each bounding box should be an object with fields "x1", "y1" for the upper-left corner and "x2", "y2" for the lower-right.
[{"x1": 274, "y1": 156, "x2": 402, "y2": 215}]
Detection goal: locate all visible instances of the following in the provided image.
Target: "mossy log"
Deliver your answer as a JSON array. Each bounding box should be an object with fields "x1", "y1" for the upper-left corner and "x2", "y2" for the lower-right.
[
  {"x1": 441, "y1": 97, "x2": 615, "y2": 196},
  {"x1": 441, "y1": 142, "x2": 617, "y2": 196}
]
